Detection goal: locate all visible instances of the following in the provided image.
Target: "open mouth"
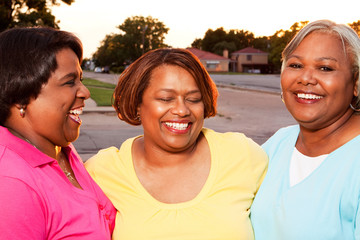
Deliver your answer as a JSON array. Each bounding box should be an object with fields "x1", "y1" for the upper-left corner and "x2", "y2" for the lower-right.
[{"x1": 68, "y1": 107, "x2": 83, "y2": 124}]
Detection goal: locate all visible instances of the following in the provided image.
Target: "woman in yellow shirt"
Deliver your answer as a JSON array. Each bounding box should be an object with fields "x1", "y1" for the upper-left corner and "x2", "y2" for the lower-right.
[{"x1": 85, "y1": 48, "x2": 268, "y2": 240}]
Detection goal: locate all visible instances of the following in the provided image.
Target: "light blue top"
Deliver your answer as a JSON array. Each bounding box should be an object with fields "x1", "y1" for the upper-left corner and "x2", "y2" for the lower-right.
[{"x1": 250, "y1": 125, "x2": 360, "y2": 240}]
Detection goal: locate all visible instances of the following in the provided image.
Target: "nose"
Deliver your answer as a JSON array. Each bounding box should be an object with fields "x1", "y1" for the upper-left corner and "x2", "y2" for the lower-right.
[
  {"x1": 77, "y1": 82, "x2": 90, "y2": 100},
  {"x1": 171, "y1": 99, "x2": 190, "y2": 117},
  {"x1": 298, "y1": 68, "x2": 317, "y2": 85}
]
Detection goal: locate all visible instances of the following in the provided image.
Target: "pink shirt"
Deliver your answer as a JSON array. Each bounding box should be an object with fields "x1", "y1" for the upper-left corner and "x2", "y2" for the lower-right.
[{"x1": 0, "y1": 126, "x2": 116, "y2": 239}]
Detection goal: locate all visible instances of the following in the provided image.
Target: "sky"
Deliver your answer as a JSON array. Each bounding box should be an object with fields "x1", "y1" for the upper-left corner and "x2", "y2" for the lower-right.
[{"x1": 52, "y1": 0, "x2": 360, "y2": 58}]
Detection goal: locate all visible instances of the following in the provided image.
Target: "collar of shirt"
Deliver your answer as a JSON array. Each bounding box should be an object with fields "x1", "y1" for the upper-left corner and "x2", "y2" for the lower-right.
[{"x1": 0, "y1": 125, "x2": 74, "y2": 168}]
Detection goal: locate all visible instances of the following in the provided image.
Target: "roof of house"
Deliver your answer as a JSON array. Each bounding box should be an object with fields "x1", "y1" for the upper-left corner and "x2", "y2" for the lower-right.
[
  {"x1": 187, "y1": 48, "x2": 230, "y2": 61},
  {"x1": 232, "y1": 47, "x2": 268, "y2": 55}
]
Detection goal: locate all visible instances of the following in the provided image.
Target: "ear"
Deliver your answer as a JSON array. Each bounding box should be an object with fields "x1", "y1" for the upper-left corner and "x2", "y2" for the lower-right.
[
  {"x1": 14, "y1": 104, "x2": 25, "y2": 110},
  {"x1": 136, "y1": 106, "x2": 141, "y2": 118}
]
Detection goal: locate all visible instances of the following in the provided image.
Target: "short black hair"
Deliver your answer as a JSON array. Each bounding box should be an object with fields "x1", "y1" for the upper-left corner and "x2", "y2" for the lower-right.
[{"x1": 0, "y1": 27, "x2": 83, "y2": 125}]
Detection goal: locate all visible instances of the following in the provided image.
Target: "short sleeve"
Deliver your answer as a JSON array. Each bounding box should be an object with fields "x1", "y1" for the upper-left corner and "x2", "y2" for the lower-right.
[
  {"x1": 0, "y1": 176, "x2": 46, "y2": 239},
  {"x1": 246, "y1": 137, "x2": 268, "y2": 194}
]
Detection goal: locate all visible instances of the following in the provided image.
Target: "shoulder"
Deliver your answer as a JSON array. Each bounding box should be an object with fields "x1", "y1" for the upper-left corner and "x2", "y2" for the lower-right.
[
  {"x1": 85, "y1": 146, "x2": 121, "y2": 175},
  {"x1": 203, "y1": 128, "x2": 268, "y2": 166},
  {"x1": 0, "y1": 145, "x2": 35, "y2": 181},
  {"x1": 262, "y1": 125, "x2": 299, "y2": 150},
  {"x1": 203, "y1": 127, "x2": 248, "y2": 144},
  {"x1": 85, "y1": 137, "x2": 136, "y2": 178},
  {"x1": 203, "y1": 128, "x2": 264, "y2": 152}
]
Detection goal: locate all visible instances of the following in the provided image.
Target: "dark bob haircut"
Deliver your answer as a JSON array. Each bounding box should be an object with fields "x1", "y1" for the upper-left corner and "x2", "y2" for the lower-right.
[
  {"x1": 0, "y1": 27, "x2": 82, "y2": 125},
  {"x1": 113, "y1": 48, "x2": 219, "y2": 126}
]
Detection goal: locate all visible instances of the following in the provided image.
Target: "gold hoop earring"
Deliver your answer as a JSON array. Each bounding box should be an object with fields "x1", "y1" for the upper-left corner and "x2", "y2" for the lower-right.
[
  {"x1": 281, "y1": 92, "x2": 285, "y2": 103},
  {"x1": 20, "y1": 108, "x2": 25, "y2": 118}
]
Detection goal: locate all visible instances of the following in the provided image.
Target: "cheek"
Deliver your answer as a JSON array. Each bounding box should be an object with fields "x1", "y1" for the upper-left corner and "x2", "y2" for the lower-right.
[{"x1": 280, "y1": 71, "x2": 293, "y2": 91}]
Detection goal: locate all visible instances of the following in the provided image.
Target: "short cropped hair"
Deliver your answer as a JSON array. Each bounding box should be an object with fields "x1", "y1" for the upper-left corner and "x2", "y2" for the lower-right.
[
  {"x1": 281, "y1": 19, "x2": 360, "y2": 108},
  {"x1": 0, "y1": 27, "x2": 83, "y2": 125},
  {"x1": 113, "y1": 48, "x2": 218, "y2": 125}
]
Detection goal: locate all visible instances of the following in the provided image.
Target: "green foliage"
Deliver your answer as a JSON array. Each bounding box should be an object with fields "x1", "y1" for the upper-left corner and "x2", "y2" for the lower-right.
[
  {"x1": 199, "y1": 27, "x2": 256, "y2": 55},
  {"x1": 349, "y1": 20, "x2": 360, "y2": 36},
  {"x1": 82, "y1": 78, "x2": 115, "y2": 106},
  {"x1": 191, "y1": 38, "x2": 202, "y2": 49},
  {"x1": 267, "y1": 21, "x2": 308, "y2": 70},
  {"x1": 82, "y1": 78, "x2": 116, "y2": 89},
  {"x1": 212, "y1": 41, "x2": 236, "y2": 56},
  {"x1": 192, "y1": 21, "x2": 310, "y2": 72},
  {"x1": 86, "y1": 87, "x2": 114, "y2": 106},
  {"x1": 93, "y1": 16, "x2": 169, "y2": 71},
  {"x1": 0, "y1": 0, "x2": 74, "y2": 32},
  {"x1": 201, "y1": 27, "x2": 228, "y2": 52}
]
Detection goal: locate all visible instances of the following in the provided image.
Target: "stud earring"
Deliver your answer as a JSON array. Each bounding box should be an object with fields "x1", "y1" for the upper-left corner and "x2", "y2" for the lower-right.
[{"x1": 20, "y1": 108, "x2": 25, "y2": 118}]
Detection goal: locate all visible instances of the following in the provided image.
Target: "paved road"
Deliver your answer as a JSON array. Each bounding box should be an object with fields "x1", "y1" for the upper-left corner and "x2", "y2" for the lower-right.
[{"x1": 75, "y1": 72, "x2": 295, "y2": 160}]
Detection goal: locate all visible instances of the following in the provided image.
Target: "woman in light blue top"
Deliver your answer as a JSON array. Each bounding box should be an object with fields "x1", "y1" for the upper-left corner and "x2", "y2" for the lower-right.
[{"x1": 250, "y1": 19, "x2": 360, "y2": 240}]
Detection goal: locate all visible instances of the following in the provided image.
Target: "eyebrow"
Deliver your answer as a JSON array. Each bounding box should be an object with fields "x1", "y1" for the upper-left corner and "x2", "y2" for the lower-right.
[
  {"x1": 59, "y1": 71, "x2": 81, "y2": 81},
  {"x1": 288, "y1": 55, "x2": 338, "y2": 62},
  {"x1": 316, "y1": 57, "x2": 338, "y2": 62},
  {"x1": 157, "y1": 89, "x2": 201, "y2": 95}
]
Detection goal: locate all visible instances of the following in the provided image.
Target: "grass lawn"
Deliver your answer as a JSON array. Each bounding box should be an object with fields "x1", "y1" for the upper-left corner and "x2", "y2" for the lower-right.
[{"x1": 82, "y1": 78, "x2": 116, "y2": 106}]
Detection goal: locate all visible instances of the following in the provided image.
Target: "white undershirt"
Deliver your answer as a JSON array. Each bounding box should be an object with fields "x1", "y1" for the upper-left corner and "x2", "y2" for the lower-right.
[{"x1": 289, "y1": 148, "x2": 328, "y2": 187}]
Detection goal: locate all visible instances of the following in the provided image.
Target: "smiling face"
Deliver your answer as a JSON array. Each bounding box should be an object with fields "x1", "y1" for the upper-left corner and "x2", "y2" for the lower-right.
[
  {"x1": 281, "y1": 32, "x2": 357, "y2": 130},
  {"x1": 24, "y1": 48, "x2": 90, "y2": 148},
  {"x1": 138, "y1": 64, "x2": 205, "y2": 152}
]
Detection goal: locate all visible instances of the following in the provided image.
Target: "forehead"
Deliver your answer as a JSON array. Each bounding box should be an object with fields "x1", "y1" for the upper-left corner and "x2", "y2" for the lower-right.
[
  {"x1": 295, "y1": 32, "x2": 348, "y2": 59},
  {"x1": 148, "y1": 65, "x2": 198, "y2": 88}
]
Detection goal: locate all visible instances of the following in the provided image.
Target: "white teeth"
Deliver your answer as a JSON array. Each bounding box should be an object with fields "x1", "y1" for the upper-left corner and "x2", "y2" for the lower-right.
[
  {"x1": 297, "y1": 93, "x2": 323, "y2": 100},
  {"x1": 69, "y1": 108, "x2": 83, "y2": 115},
  {"x1": 164, "y1": 122, "x2": 189, "y2": 130}
]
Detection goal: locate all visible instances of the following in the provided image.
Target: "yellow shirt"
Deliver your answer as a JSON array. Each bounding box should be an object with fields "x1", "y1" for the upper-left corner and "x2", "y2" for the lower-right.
[{"x1": 85, "y1": 128, "x2": 268, "y2": 240}]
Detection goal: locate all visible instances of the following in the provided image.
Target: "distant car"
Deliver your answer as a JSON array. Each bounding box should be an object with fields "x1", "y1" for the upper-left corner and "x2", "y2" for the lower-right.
[
  {"x1": 102, "y1": 66, "x2": 110, "y2": 73},
  {"x1": 94, "y1": 67, "x2": 102, "y2": 73}
]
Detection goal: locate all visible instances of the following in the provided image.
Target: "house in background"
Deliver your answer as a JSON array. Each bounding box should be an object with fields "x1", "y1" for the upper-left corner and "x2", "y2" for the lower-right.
[
  {"x1": 230, "y1": 47, "x2": 271, "y2": 73},
  {"x1": 187, "y1": 47, "x2": 230, "y2": 72}
]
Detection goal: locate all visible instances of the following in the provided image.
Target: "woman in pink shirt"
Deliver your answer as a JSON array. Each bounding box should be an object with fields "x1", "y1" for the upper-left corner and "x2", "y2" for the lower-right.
[{"x1": 0, "y1": 27, "x2": 116, "y2": 239}]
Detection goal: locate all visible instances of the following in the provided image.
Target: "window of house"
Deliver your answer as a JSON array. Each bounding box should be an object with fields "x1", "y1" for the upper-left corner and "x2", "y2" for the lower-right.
[
  {"x1": 206, "y1": 60, "x2": 219, "y2": 69},
  {"x1": 247, "y1": 55, "x2": 252, "y2": 61},
  {"x1": 206, "y1": 63, "x2": 217, "y2": 69}
]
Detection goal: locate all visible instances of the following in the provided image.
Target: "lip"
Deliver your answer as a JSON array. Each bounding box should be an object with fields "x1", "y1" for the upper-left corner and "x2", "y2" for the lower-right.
[
  {"x1": 68, "y1": 106, "x2": 84, "y2": 125},
  {"x1": 162, "y1": 120, "x2": 192, "y2": 134}
]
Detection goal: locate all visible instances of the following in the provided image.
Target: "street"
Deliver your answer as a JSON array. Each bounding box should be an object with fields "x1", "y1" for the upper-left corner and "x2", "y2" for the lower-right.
[{"x1": 75, "y1": 72, "x2": 296, "y2": 160}]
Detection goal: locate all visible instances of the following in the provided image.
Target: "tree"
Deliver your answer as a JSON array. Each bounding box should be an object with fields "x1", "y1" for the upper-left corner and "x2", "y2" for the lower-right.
[
  {"x1": 212, "y1": 41, "x2": 236, "y2": 56},
  {"x1": 93, "y1": 16, "x2": 169, "y2": 71},
  {"x1": 0, "y1": 0, "x2": 74, "y2": 32},
  {"x1": 349, "y1": 20, "x2": 360, "y2": 36},
  {"x1": 196, "y1": 27, "x2": 256, "y2": 56},
  {"x1": 267, "y1": 21, "x2": 308, "y2": 71},
  {"x1": 191, "y1": 38, "x2": 202, "y2": 49}
]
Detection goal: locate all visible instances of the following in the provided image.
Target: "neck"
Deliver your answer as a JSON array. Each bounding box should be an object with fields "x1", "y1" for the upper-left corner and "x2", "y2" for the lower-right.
[
  {"x1": 5, "y1": 125, "x2": 61, "y2": 159},
  {"x1": 6, "y1": 126, "x2": 37, "y2": 148},
  {"x1": 297, "y1": 111, "x2": 360, "y2": 156},
  {"x1": 134, "y1": 135, "x2": 202, "y2": 168}
]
